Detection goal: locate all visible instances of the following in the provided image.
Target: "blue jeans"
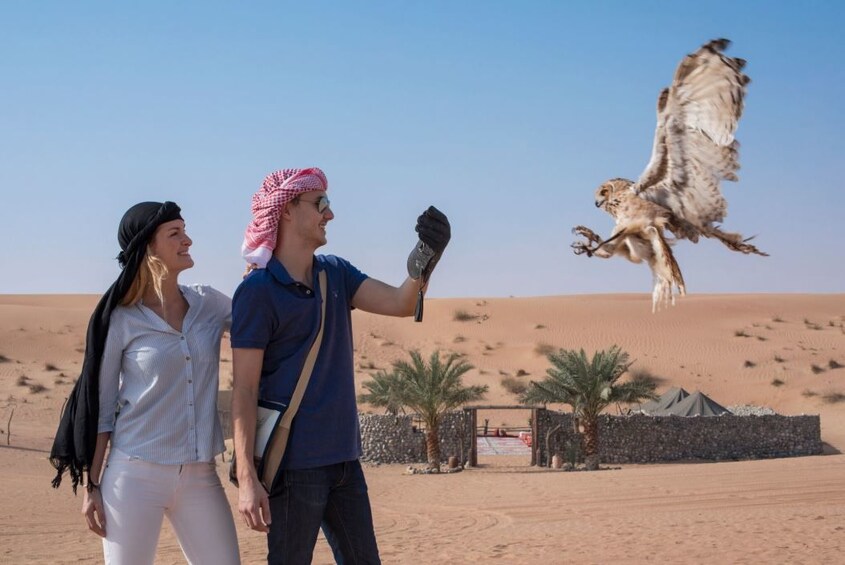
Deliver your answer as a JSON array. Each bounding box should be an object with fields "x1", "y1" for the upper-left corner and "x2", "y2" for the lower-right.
[{"x1": 267, "y1": 459, "x2": 381, "y2": 565}]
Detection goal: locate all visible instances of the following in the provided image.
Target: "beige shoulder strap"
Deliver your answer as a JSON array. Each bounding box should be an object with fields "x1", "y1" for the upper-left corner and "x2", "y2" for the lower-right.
[{"x1": 261, "y1": 270, "x2": 327, "y2": 487}]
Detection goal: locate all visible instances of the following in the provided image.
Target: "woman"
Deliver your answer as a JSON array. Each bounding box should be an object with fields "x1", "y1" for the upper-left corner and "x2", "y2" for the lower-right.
[{"x1": 50, "y1": 201, "x2": 240, "y2": 564}]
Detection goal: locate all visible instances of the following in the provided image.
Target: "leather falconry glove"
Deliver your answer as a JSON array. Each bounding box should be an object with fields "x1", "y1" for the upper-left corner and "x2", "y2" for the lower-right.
[{"x1": 407, "y1": 206, "x2": 451, "y2": 321}]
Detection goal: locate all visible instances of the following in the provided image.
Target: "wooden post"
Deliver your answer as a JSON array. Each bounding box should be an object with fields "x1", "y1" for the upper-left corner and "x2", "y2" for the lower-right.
[{"x1": 469, "y1": 408, "x2": 478, "y2": 467}]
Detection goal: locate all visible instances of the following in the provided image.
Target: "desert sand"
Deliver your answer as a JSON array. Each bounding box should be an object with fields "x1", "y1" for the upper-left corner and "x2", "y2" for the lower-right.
[{"x1": 1, "y1": 293, "x2": 844, "y2": 563}]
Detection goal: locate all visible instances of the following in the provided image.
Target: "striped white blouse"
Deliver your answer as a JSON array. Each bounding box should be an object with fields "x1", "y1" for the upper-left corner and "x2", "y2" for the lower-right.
[{"x1": 98, "y1": 284, "x2": 231, "y2": 464}]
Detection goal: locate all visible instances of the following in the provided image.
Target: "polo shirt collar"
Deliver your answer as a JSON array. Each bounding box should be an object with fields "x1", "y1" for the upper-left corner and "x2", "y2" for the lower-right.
[{"x1": 266, "y1": 255, "x2": 324, "y2": 287}]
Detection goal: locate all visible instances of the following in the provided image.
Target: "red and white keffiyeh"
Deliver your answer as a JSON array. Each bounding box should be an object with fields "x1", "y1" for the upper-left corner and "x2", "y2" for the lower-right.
[{"x1": 241, "y1": 168, "x2": 328, "y2": 267}]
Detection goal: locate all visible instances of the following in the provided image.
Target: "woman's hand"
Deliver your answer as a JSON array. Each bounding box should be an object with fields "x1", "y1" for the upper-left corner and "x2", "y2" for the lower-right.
[{"x1": 82, "y1": 486, "x2": 107, "y2": 537}]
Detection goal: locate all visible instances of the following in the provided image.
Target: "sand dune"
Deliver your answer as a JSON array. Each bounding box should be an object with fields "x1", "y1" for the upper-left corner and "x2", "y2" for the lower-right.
[{"x1": 2, "y1": 293, "x2": 844, "y2": 563}]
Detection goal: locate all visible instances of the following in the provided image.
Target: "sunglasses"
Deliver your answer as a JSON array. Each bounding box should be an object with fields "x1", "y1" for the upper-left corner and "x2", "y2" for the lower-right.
[{"x1": 297, "y1": 195, "x2": 331, "y2": 214}]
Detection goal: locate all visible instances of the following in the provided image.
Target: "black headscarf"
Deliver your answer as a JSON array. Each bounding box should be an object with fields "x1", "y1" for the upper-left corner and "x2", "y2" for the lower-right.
[{"x1": 50, "y1": 201, "x2": 183, "y2": 493}]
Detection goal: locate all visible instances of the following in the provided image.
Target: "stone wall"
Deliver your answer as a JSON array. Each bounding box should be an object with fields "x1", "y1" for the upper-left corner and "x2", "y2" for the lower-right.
[
  {"x1": 359, "y1": 412, "x2": 471, "y2": 465},
  {"x1": 534, "y1": 410, "x2": 823, "y2": 466},
  {"x1": 218, "y1": 392, "x2": 470, "y2": 465}
]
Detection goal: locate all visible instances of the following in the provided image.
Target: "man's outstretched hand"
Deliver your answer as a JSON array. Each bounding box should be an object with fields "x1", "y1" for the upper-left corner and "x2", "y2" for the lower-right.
[
  {"x1": 416, "y1": 206, "x2": 450, "y2": 254},
  {"x1": 407, "y1": 206, "x2": 450, "y2": 281}
]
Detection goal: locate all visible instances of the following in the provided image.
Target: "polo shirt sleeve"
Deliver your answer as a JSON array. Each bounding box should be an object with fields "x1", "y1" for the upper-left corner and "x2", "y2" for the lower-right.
[
  {"x1": 333, "y1": 256, "x2": 368, "y2": 301},
  {"x1": 231, "y1": 276, "x2": 275, "y2": 349}
]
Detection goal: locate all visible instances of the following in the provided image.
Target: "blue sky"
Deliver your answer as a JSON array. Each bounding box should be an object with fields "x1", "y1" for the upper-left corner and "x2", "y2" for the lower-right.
[{"x1": 2, "y1": 1, "x2": 843, "y2": 297}]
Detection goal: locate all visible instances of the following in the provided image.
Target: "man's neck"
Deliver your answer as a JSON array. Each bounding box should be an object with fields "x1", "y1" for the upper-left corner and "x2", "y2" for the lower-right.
[{"x1": 274, "y1": 243, "x2": 316, "y2": 286}]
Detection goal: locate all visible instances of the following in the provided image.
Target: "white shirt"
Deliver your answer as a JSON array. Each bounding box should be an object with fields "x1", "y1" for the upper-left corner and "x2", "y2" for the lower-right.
[{"x1": 98, "y1": 284, "x2": 231, "y2": 464}]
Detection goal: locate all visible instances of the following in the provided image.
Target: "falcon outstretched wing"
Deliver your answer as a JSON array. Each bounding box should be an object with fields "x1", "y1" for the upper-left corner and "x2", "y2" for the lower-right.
[{"x1": 633, "y1": 39, "x2": 750, "y2": 239}]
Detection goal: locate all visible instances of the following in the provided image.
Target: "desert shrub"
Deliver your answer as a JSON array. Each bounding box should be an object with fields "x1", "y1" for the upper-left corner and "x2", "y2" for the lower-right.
[
  {"x1": 757, "y1": 336, "x2": 768, "y2": 341},
  {"x1": 15, "y1": 376, "x2": 28, "y2": 386},
  {"x1": 534, "y1": 342, "x2": 556, "y2": 356},
  {"x1": 453, "y1": 309, "x2": 478, "y2": 322},
  {"x1": 535, "y1": 324, "x2": 546, "y2": 329},
  {"x1": 29, "y1": 383, "x2": 46, "y2": 394},
  {"x1": 811, "y1": 364, "x2": 825, "y2": 374},
  {"x1": 772, "y1": 315, "x2": 785, "y2": 323},
  {"x1": 0, "y1": 354, "x2": 10, "y2": 363},
  {"x1": 500, "y1": 377, "x2": 528, "y2": 395},
  {"x1": 628, "y1": 368, "x2": 667, "y2": 387},
  {"x1": 774, "y1": 355, "x2": 786, "y2": 363},
  {"x1": 822, "y1": 392, "x2": 845, "y2": 404},
  {"x1": 829, "y1": 359, "x2": 843, "y2": 370},
  {"x1": 802, "y1": 389, "x2": 818, "y2": 398},
  {"x1": 771, "y1": 378, "x2": 785, "y2": 387},
  {"x1": 734, "y1": 329, "x2": 750, "y2": 337},
  {"x1": 516, "y1": 369, "x2": 529, "y2": 377},
  {"x1": 804, "y1": 319, "x2": 823, "y2": 330},
  {"x1": 44, "y1": 363, "x2": 59, "y2": 371},
  {"x1": 743, "y1": 360, "x2": 756, "y2": 368},
  {"x1": 452, "y1": 335, "x2": 467, "y2": 343}
]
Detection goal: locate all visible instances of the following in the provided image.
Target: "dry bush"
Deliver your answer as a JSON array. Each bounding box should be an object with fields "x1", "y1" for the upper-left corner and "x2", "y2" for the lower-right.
[
  {"x1": 772, "y1": 315, "x2": 785, "y2": 323},
  {"x1": 44, "y1": 363, "x2": 59, "y2": 371},
  {"x1": 802, "y1": 389, "x2": 818, "y2": 398},
  {"x1": 735, "y1": 329, "x2": 750, "y2": 338},
  {"x1": 453, "y1": 309, "x2": 478, "y2": 322},
  {"x1": 628, "y1": 368, "x2": 667, "y2": 387},
  {"x1": 811, "y1": 364, "x2": 825, "y2": 374},
  {"x1": 756, "y1": 336, "x2": 768, "y2": 341},
  {"x1": 829, "y1": 359, "x2": 843, "y2": 370},
  {"x1": 0, "y1": 354, "x2": 11, "y2": 363},
  {"x1": 774, "y1": 355, "x2": 786, "y2": 363},
  {"x1": 452, "y1": 335, "x2": 467, "y2": 343},
  {"x1": 15, "y1": 376, "x2": 29, "y2": 387},
  {"x1": 500, "y1": 377, "x2": 528, "y2": 395},
  {"x1": 516, "y1": 369, "x2": 529, "y2": 377},
  {"x1": 54, "y1": 378, "x2": 65, "y2": 385},
  {"x1": 822, "y1": 392, "x2": 845, "y2": 404},
  {"x1": 534, "y1": 324, "x2": 546, "y2": 329},
  {"x1": 804, "y1": 318, "x2": 823, "y2": 330},
  {"x1": 743, "y1": 360, "x2": 756, "y2": 368},
  {"x1": 771, "y1": 378, "x2": 785, "y2": 387},
  {"x1": 534, "y1": 342, "x2": 555, "y2": 357},
  {"x1": 28, "y1": 383, "x2": 46, "y2": 394}
]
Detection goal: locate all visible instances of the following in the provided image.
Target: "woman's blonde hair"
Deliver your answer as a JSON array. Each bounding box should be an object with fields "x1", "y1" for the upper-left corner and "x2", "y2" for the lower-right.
[{"x1": 121, "y1": 247, "x2": 170, "y2": 307}]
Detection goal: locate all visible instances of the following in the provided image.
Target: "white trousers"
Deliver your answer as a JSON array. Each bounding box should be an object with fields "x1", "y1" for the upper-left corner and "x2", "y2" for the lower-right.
[{"x1": 100, "y1": 449, "x2": 240, "y2": 565}]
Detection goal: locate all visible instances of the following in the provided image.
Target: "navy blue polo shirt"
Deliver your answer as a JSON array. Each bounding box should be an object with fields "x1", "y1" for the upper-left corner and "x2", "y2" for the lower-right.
[{"x1": 231, "y1": 254, "x2": 368, "y2": 469}]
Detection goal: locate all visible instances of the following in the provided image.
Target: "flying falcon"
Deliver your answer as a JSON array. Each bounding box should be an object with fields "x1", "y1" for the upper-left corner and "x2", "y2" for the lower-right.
[{"x1": 572, "y1": 39, "x2": 767, "y2": 311}]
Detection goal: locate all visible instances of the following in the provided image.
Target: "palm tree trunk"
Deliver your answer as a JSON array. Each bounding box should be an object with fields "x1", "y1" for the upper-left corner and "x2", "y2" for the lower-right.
[
  {"x1": 425, "y1": 420, "x2": 441, "y2": 470},
  {"x1": 582, "y1": 416, "x2": 600, "y2": 470}
]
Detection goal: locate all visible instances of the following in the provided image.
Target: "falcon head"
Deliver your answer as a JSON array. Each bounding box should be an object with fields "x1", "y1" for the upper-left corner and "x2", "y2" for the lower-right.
[{"x1": 595, "y1": 178, "x2": 634, "y2": 211}]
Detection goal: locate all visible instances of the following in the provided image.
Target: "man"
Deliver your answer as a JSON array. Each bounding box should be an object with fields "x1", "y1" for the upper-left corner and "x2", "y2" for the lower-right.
[{"x1": 231, "y1": 168, "x2": 450, "y2": 564}]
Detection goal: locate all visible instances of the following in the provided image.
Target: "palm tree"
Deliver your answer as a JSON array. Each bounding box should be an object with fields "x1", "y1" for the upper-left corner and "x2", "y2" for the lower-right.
[
  {"x1": 521, "y1": 346, "x2": 657, "y2": 469},
  {"x1": 357, "y1": 369, "x2": 405, "y2": 415},
  {"x1": 361, "y1": 350, "x2": 488, "y2": 470}
]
